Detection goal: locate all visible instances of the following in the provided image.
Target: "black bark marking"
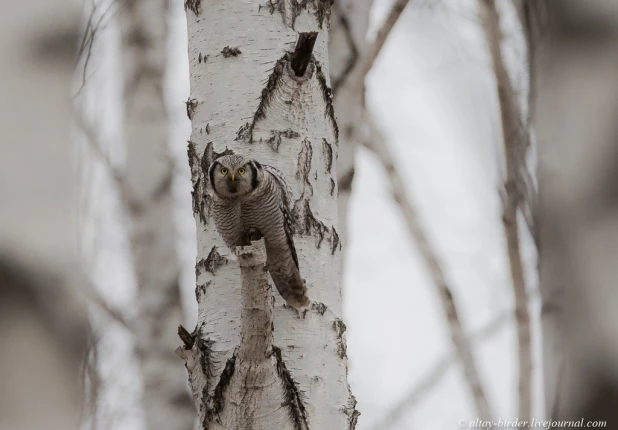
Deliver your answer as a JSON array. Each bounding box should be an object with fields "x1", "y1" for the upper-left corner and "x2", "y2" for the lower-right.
[
  {"x1": 338, "y1": 167, "x2": 355, "y2": 192},
  {"x1": 296, "y1": 138, "x2": 313, "y2": 192},
  {"x1": 186, "y1": 98, "x2": 198, "y2": 120},
  {"x1": 184, "y1": 0, "x2": 202, "y2": 16},
  {"x1": 188, "y1": 141, "x2": 207, "y2": 224},
  {"x1": 203, "y1": 247, "x2": 228, "y2": 275},
  {"x1": 205, "y1": 353, "x2": 237, "y2": 426},
  {"x1": 331, "y1": 227, "x2": 339, "y2": 255},
  {"x1": 311, "y1": 302, "x2": 327, "y2": 315},
  {"x1": 221, "y1": 46, "x2": 242, "y2": 57},
  {"x1": 235, "y1": 122, "x2": 251, "y2": 142},
  {"x1": 195, "y1": 281, "x2": 211, "y2": 301},
  {"x1": 266, "y1": 0, "x2": 331, "y2": 29},
  {"x1": 291, "y1": 32, "x2": 318, "y2": 77},
  {"x1": 265, "y1": 129, "x2": 300, "y2": 152},
  {"x1": 330, "y1": 178, "x2": 336, "y2": 197},
  {"x1": 322, "y1": 139, "x2": 333, "y2": 173},
  {"x1": 314, "y1": 60, "x2": 339, "y2": 141},
  {"x1": 343, "y1": 391, "x2": 361, "y2": 430},
  {"x1": 293, "y1": 139, "x2": 339, "y2": 250},
  {"x1": 205, "y1": 123, "x2": 210, "y2": 134},
  {"x1": 272, "y1": 346, "x2": 309, "y2": 430},
  {"x1": 333, "y1": 318, "x2": 347, "y2": 359},
  {"x1": 198, "y1": 52, "x2": 202, "y2": 63},
  {"x1": 249, "y1": 56, "x2": 287, "y2": 142}
]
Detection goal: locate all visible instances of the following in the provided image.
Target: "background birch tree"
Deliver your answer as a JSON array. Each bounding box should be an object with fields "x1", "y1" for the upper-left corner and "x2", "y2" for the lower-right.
[
  {"x1": 175, "y1": 1, "x2": 356, "y2": 428},
  {"x1": 0, "y1": 1, "x2": 87, "y2": 429},
  {"x1": 526, "y1": 0, "x2": 618, "y2": 421},
  {"x1": 119, "y1": 0, "x2": 195, "y2": 428}
]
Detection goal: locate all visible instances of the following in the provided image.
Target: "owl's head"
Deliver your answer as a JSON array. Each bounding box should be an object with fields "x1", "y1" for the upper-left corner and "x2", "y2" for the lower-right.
[{"x1": 209, "y1": 154, "x2": 262, "y2": 198}]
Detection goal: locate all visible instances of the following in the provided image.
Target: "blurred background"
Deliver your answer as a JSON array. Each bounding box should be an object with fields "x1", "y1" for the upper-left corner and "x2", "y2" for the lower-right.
[{"x1": 3, "y1": 0, "x2": 618, "y2": 429}]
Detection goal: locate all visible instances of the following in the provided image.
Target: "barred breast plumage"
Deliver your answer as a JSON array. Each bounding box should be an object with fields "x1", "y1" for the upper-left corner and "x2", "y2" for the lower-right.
[{"x1": 210, "y1": 155, "x2": 309, "y2": 309}]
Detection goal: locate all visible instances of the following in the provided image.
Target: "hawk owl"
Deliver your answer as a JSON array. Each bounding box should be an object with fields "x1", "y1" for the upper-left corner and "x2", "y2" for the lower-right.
[{"x1": 209, "y1": 154, "x2": 309, "y2": 309}]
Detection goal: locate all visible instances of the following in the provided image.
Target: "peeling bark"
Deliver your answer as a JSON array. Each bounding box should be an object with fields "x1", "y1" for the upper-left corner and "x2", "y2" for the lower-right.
[{"x1": 180, "y1": 1, "x2": 351, "y2": 428}]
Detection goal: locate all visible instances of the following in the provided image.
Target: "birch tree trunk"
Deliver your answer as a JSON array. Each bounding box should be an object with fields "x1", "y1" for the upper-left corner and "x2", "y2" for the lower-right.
[
  {"x1": 176, "y1": 2, "x2": 356, "y2": 428},
  {"x1": 528, "y1": 0, "x2": 618, "y2": 421},
  {"x1": 120, "y1": 1, "x2": 194, "y2": 428},
  {"x1": 0, "y1": 1, "x2": 87, "y2": 430}
]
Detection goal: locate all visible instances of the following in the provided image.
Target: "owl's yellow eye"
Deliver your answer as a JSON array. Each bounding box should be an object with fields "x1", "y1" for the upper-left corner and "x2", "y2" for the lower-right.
[
  {"x1": 238, "y1": 168, "x2": 246, "y2": 175},
  {"x1": 221, "y1": 168, "x2": 228, "y2": 175}
]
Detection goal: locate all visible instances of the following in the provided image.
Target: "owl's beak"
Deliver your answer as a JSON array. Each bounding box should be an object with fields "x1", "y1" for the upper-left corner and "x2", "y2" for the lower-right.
[{"x1": 231, "y1": 173, "x2": 235, "y2": 182}]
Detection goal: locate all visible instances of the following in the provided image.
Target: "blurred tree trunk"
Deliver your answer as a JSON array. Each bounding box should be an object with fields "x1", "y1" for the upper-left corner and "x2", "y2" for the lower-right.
[
  {"x1": 329, "y1": 0, "x2": 373, "y2": 267},
  {"x1": 0, "y1": 2, "x2": 87, "y2": 430},
  {"x1": 119, "y1": 1, "x2": 194, "y2": 428},
  {"x1": 176, "y1": 2, "x2": 356, "y2": 428},
  {"x1": 526, "y1": 0, "x2": 618, "y2": 422}
]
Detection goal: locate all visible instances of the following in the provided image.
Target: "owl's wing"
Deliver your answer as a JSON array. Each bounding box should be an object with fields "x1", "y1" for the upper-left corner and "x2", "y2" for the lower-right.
[{"x1": 263, "y1": 165, "x2": 299, "y2": 269}]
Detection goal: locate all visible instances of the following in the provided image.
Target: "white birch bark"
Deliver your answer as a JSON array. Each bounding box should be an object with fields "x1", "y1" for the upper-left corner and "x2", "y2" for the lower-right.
[
  {"x1": 0, "y1": 2, "x2": 86, "y2": 430},
  {"x1": 119, "y1": 1, "x2": 194, "y2": 428},
  {"x1": 329, "y1": 0, "x2": 373, "y2": 254},
  {"x1": 176, "y1": 1, "x2": 355, "y2": 428},
  {"x1": 528, "y1": 0, "x2": 618, "y2": 420}
]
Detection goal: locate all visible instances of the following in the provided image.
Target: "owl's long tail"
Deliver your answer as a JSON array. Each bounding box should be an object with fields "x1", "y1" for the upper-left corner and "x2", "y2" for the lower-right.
[{"x1": 266, "y1": 248, "x2": 309, "y2": 309}]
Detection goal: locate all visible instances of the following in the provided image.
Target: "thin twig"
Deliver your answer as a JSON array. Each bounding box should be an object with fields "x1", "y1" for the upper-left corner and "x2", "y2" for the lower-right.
[
  {"x1": 363, "y1": 111, "x2": 495, "y2": 427},
  {"x1": 372, "y1": 312, "x2": 511, "y2": 430},
  {"x1": 479, "y1": 0, "x2": 533, "y2": 422}
]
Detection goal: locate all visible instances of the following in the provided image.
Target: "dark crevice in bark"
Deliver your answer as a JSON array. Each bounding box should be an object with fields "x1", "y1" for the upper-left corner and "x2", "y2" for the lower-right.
[
  {"x1": 293, "y1": 139, "x2": 339, "y2": 251},
  {"x1": 195, "y1": 280, "x2": 211, "y2": 302},
  {"x1": 343, "y1": 390, "x2": 361, "y2": 430},
  {"x1": 266, "y1": 129, "x2": 300, "y2": 152},
  {"x1": 221, "y1": 46, "x2": 242, "y2": 57},
  {"x1": 322, "y1": 139, "x2": 333, "y2": 173},
  {"x1": 291, "y1": 32, "x2": 318, "y2": 77},
  {"x1": 271, "y1": 345, "x2": 310, "y2": 430},
  {"x1": 331, "y1": 227, "x2": 339, "y2": 255},
  {"x1": 186, "y1": 97, "x2": 198, "y2": 120},
  {"x1": 330, "y1": 178, "x2": 336, "y2": 197},
  {"x1": 311, "y1": 301, "x2": 327, "y2": 315},
  {"x1": 201, "y1": 247, "x2": 228, "y2": 275},
  {"x1": 333, "y1": 318, "x2": 347, "y2": 359},
  {"x1": 331, "y1": 10, "x2": 359, "y2": 95},
  {"x1": 184, "y1": 0, "x2": 202, "y2": 16},
  {"x1": 205, "y1": 352, "x2": 237, "y2": 427}
]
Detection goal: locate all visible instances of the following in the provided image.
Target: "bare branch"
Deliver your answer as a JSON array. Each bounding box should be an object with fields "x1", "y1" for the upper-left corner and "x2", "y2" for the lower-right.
[
  {"x1": 479, "y1": 0, "x2": 534, "y2": 421},
  {"x1": 362, "y1": 111, "x2": 495, "y2": 426}
]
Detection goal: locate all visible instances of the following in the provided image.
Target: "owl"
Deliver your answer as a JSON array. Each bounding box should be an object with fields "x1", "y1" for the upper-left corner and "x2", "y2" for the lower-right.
[{"x1": 208, "y1": 154, "x2": 309, "y2": 309}]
